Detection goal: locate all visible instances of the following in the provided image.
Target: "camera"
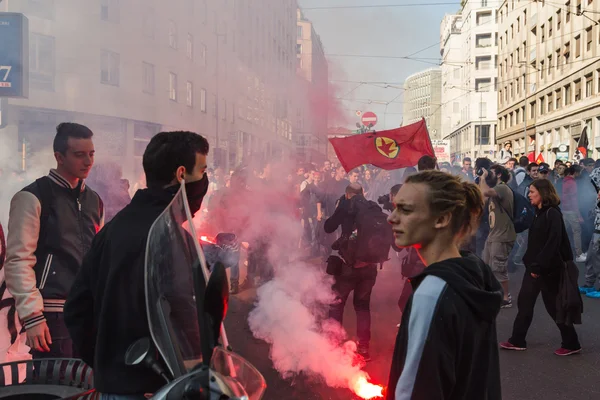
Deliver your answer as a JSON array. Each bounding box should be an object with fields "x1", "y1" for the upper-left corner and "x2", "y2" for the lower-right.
[{"x1": 377, "y1": 194, "x2": 394, "y2": 212}]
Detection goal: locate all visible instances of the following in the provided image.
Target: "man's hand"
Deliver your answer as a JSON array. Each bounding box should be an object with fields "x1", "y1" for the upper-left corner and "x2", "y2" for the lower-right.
[
  {"x1": 531, "y1": 273, "x2": 539, "y2": 279},
  {"x1": 317, "y1": 212, "x2": 323, "y2": 222},
  {"x1": 26, "y1": 321, "x2": 52, "y2": 352}
]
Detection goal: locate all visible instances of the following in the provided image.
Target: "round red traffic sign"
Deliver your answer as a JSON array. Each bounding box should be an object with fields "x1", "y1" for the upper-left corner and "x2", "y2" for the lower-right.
[{"x1": 361, "y1": 111, "x2": 378, "y2": 127}]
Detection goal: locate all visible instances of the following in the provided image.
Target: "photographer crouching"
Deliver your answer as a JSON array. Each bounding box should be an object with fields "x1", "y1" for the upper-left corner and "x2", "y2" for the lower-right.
[{"x1": 324, "y1": 183, "x2": 393, "y2": 362}]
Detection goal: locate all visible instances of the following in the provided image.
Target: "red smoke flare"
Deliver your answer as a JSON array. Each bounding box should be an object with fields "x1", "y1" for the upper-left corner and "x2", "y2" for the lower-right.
[{"x1": 351, "y1": 375, "x2": 384, "y2": 399}]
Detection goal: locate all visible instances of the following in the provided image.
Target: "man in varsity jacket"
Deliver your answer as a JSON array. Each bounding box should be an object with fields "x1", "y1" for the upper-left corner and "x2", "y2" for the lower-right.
[{"x1": 4, "y1": 122, "x2": 103, "y2": 359}]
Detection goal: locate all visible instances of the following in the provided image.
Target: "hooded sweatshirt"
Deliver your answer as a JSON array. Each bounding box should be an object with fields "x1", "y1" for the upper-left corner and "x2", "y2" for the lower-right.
[{"x1": 386, "y1": 252, "x2": 503, "y2": 400}]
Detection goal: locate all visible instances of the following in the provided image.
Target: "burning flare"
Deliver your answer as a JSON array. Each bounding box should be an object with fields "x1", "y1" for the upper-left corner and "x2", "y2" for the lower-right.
[{"x1": 351, "y1": 375, "x2": 384, "y2": 399}]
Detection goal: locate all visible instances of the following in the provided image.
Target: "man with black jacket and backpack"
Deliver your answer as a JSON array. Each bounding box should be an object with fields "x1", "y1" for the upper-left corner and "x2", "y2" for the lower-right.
[
  {"x1": 325, "y1": 183, "x2": 392, "y2": 362},
  {"x1": 4, "y1": 123, "x2": 103, "y2": 359}
]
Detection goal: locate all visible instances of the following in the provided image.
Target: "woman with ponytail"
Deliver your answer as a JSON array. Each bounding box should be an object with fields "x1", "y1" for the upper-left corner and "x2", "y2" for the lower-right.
[{"x1": 386, "y1": 170, "x2": 503, "y2": 400}]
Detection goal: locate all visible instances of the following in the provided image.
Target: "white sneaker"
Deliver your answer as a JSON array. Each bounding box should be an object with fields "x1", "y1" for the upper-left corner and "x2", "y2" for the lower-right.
[{"x1": 576, "y1": 254, "x2": 587, "y2": 263}]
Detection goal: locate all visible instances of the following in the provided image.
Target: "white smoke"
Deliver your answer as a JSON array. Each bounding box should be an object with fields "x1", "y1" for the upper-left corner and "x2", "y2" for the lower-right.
[{"x1": 248, "y1": 260, "x2": 377, "y2": 392}]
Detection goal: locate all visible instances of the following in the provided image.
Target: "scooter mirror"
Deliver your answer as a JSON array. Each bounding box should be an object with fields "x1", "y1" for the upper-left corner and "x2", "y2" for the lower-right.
[
  {"x1": 125, "y1": 337, "x2": 170, "y2": 383},
  {"x1": 204, "y1": 262, "x2": 229, "y2": 345}
]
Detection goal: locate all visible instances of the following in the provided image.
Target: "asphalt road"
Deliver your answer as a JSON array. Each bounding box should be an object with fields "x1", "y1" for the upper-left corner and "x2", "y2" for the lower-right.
[{"x1": 224, "y1": 260, "x2": 600, "y2": 400}]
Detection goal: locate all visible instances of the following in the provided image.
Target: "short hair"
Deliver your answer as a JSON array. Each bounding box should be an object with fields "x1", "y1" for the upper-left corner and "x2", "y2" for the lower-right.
[
  {"x1": 475, "y1": 157, "x2": 493, "y2": 171},
  {"x1": 53, "y1": 123, "x2": 94, "y2": 154},
  {"x1": 345, "y1": 183, "x2": 363, "y2": 196},
  {"x1": 526, "y1": 162, "x2": 539, "y2": 172},
  {"x1": 554, "y1": 160, "x2": 564, "y2": 166},
  {"x1": 143, "y1": 131, "x2": 209, "y2": 188},
  {"x1": 519, "y1": 156, "x2": 530, "y2": 167},
  {"x1": 349, "y1": 170, "x2": 360, "y2": 176},
  {"x1": 390, "y1": 183, "x2": 402, "y2": 197},
  {"x1": 507, "y1": 157, "x2": 518, "y2": 164},
  {"x1": 418, "y1": 155, "x2": 437, "y2": 171},
  {"x1": 565, "y1": 165, "x2": 582, "y2": 176},
  {"x1": 583, "y1": 158, "x2": 595, "y2": 167},
  {"x1": 463, "y1": 157, "x2": 472, "y2": 163},
  {"x1": 490, "y1": 164, "x2": 510, "y2": 183},
  {"x1": 530, "y1": 179, "x2": 561, "y2": 208}
]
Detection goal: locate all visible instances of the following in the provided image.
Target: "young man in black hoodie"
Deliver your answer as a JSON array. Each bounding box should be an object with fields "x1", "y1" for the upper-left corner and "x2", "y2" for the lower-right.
[
  {"x1": 386, "y1": 170, "x2": 503, "y2": 400},
  {"x1": 64, "y1": 131, "x2": 209, "y2": 399}
]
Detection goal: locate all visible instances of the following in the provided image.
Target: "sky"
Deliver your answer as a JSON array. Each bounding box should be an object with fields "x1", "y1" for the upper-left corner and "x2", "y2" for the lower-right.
[{"x1": 299, "y1": 0, "x2": 462, "y2": 130}]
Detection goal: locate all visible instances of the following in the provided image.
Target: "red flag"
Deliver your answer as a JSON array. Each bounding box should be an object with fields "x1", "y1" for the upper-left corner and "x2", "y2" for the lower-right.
[
  {"x1": 527, "y1": 152, "x2": 535, "y2": 163},
  {"x1": 328, "y1": 118, "x2": 434, "y2": 172},
  {"x1": 535, "y1": 153, "x2": 545, "y2": 164}
]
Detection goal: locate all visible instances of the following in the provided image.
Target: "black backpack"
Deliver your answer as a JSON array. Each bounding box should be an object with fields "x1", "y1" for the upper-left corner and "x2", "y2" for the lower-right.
[
  {"x1": 353, "y1": 199, "x2": 394, "y2": 265},
  {"x1": 499, "y1": 186, "x2": 535, "y2": 234}
]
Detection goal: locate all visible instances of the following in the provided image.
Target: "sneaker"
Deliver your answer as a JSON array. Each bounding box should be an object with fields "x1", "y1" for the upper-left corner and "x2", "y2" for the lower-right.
[
  {"x1": 554, "y1": 347, "x2": 581, "y2": 356},
  {"x1": 229, "y1": 280, "x2": 239, "y2": 295},
  {"x1": 508, "y1": 293, "x2": 513, "y2": 302},
  {"x1": 501, "y1": 299, "x2": 513, "y2": 308},
  {"x1": 576, "y1": 254, "x2": 587, "y2": 263},
  {"x1": 585, "y1": 290, "x2": 600, "y2": 298},
  {"x1": 499, "y1": 341, "x2": 527, "y2": 351},
  {"x1": 357, "y1": 345, "x2": 371, "y2": 362},
  {"x1": 579, "y1": 285, "x2": 596, "y2": 294}
]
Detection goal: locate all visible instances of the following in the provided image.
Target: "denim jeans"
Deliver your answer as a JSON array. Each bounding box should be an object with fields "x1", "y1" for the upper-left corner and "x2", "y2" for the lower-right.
[
  {"x1": 329, "y1": 265, "x2": 378, "y2": 347},
  {"x1": 584, "y1": 233, "x2": 600, "y2": 288},
  {"x1": 98, "y1": 394, "x2": 147, "y2": 400}
]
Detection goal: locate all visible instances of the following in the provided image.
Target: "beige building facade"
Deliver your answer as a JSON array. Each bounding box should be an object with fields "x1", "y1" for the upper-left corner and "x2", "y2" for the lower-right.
[
  {"x1": 497, "y1": 0, "x2": 600, "y2": 163},
  {"x1": 403, "y1": 68, "x2": 443, "y2": 140},
  {"x1": 1, "y1": 0, "x2": 300, "y2": 180}
]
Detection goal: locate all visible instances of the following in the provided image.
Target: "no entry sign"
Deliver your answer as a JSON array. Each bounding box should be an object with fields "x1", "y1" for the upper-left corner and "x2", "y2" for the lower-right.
[{"x1": 361, "y1": 111, "x2": 378, "y2": 127}]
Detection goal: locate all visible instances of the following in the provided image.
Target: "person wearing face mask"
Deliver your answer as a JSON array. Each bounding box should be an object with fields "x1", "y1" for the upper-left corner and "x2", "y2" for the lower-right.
[{"x1": 64, "y1": 131, "x2": 209, "y2": 399}]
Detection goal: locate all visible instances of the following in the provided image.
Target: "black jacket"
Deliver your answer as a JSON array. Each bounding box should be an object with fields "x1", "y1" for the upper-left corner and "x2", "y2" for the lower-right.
[
  {"x1": 523, "y1": 206, "x2": 573, "y2": 276},
  {"x1": 386, "y1": 252, "x2": 502, "y2": 400},
  {"x1": 64, "y1": 187, "x2": 197, "y2": 394}
]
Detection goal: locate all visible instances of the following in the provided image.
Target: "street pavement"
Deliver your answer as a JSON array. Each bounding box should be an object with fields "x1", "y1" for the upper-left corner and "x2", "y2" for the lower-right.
[{"x1": 224, "y1": 259, "x2": 600, "y2": 400}]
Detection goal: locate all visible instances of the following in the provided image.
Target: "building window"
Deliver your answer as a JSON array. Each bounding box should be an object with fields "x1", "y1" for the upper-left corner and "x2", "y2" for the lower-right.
[
  {"x1": 575, "y1": 35, "x2": 581, "y2": 58},
  {"x1": 540, "y1": 97, "x2": 546, "y2": 115},
  {"x1": 26, "y1": 0, "x2": 55, "y2": 20},
  {"x1": 541, "y1": 24, "x2": 545, "y2": 43},
  {"x1": 549, "y1": 18, "x2": 553, "y2": 37},
  {"x1": 29, "y1": 33, "x2": 55, "y2": 91},
  {"x1": 200, "y1": 88, "x2": 207, "y2": 112},
  {"x1": 200, "y1": 43, "x2": 207, "y2": 67},
  {"x1": 557, "y1": 10, "x2": 561, "y2": 30},
  {"x1": 142, "y1": 62, "x2": 154, "y2": 94},
  {"x1": 187, "y1": 33, "x2": 193, "y2": 59},
  {"x1": 476, "y1": 11, "x2": 492, "y2": 26},
  {"x1": 169, "y1": 72, "x2": 177, "y2": 101},
  {"x1": 142, "y1": 7, "x2": 155, "y2": 38},
  {"x1": 548, "y1": 55, "x2": 553, "y2": 76},
  {"x1": 480, "y1": 102, "x2": 487, "y2": 118},
  {"x1": 101, "y1": 0, "x2": 119, "y2": 23},
  {"x1": 476, "y1": 78, "x2": 491, "y2": 92},
  {"x1": 555, "y1": 89, "x2": 562, "y2": 109},
  {"x1": 566, "y1": 2, "x2": 571, "y2": 23},
  {"x1": 587, "y1": 27, "x2": 593, "y2": 52},
  {"x1": 100, "y1": 50, "x2": 120, "y2": 86},
  {"x1": 476, "y1": 56, "x2": 491, "y2": 70},
  {"x1": 547, "y1": 93, "x2": 553, "y2": 112},
  {"x1": 586, "y1": 75, "x2": 593, "y2": 97},
  {"x1": 481, "y1": 0, "x2": 488, "y2": 6},
  {"x1": 575, "y1": 79, "x2": 582, "y2": 101},
  {"x1": 475, "y1": 125, "x2": 490, "y2": 145},
  {"x1": 297, "y1": 26, "x2": 303, "y2": 39},
  {"x1": 186, "y1": 81, "x2": 193, "y2": 107},
  {"x1": 169, "y1": 21, "x2": 178, "y2": 49},
  {"x1": 565, "y1": 84, "x2": 571, "y2": 105},
  {"x1": 476, "y1": 33, "x2": 492, "y2": 47},
  {"x1": 296, "y1": 44, "x2": 302, "y2": 55}
]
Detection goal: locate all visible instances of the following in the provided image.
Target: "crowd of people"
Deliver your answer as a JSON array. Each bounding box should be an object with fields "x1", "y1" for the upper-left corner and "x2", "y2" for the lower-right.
[{"x1": 0, "y1": 122, "x2": 596, "y2": 399}]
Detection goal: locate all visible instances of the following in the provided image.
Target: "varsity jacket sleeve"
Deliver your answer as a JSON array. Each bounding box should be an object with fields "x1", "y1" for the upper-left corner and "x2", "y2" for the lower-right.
[
  {"x1": 4, "y1": 191, "x2": 45, "y2": 329},
  {"x1": 390, "y1": 276, "x2": 457, "y2": 400}
]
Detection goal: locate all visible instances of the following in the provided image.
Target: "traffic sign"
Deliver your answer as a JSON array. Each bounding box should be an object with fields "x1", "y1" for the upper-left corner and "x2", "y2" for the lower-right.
[{"x1": 361, "y1": 111, "x2": 378, "y2": 127}]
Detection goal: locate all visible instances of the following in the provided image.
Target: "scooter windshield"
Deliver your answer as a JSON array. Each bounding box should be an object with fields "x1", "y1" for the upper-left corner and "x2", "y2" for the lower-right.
[{"x1": 144, "y1": 185, "x2": 206, "y2": 379}]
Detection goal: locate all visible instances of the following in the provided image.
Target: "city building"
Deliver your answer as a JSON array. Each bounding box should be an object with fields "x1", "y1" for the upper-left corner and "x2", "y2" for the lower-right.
[
  {"x1": 295, "y1": 8, "x2": 328, "y2": 163},
  {"x1": 0, "y1": 0, "x2": 301, "y2": 181},
  {"x1": 440, "y1": 0, "x2": 498, "y2": 162},
  {"x1": 402, "y1": 68, "x2": 442, "y2": 140},
  {"x1": 497, "y1": 0, "x2": 600, "y2": 163}
]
